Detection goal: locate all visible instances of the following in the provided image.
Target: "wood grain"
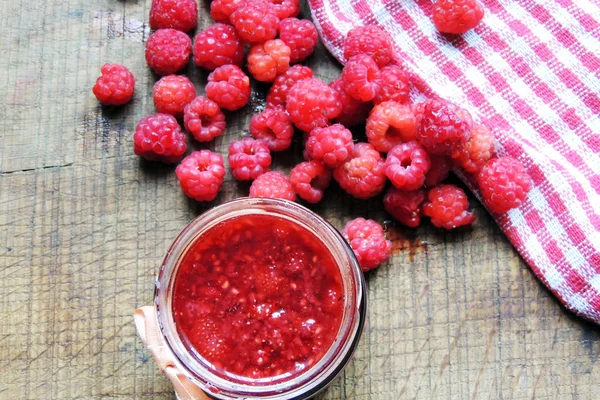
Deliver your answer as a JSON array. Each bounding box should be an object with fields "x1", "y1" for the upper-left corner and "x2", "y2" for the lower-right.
[{"x1": 0, "y1": 0, "x2": 598, "y2": 399}]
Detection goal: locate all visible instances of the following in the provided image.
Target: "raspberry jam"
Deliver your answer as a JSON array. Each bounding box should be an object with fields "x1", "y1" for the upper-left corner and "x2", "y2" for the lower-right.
[
  {"x1": 155, "y1": 199, "x2": 365, "y2": 399},
  {"x1": 172, "y1": 214, "x2": 344, "y2": 379}
]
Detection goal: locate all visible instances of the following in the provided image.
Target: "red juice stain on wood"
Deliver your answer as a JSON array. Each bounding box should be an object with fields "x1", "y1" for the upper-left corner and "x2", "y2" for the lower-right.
[
  {"x1": 172, "y1": 214, "x2": 344, "y2": 380},
  {"x1": 383, "y1": 220, "x2": 428, "y2": 261}
]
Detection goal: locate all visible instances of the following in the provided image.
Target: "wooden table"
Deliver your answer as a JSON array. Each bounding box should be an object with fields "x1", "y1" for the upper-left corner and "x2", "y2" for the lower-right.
[{"x1": 1, "y1": 0, "x2": 598, "y2": 399}]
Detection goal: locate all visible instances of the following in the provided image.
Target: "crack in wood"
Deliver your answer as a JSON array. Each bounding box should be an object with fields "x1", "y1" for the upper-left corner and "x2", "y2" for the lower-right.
[{"x1": 0, "y1": 162, "x2": 74, "y2": 176}]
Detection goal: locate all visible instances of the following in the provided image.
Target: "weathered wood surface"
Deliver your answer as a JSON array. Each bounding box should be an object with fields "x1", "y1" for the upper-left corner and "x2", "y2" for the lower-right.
[{"x1": 1, "y1": 1, "x2": 599, "y2": 399}]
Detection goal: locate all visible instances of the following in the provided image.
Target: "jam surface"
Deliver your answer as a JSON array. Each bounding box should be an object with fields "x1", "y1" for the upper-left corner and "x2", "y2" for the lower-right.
[{"x1": 172, "y1": 214, "x2": 344, "y2": 380}]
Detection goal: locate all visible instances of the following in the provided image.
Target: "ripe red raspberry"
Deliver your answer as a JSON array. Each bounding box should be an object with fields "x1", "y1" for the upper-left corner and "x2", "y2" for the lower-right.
[
  {"x1": 453, "y1": 123, "x2": 495, "y2": 174},
  {"x1": 373, "y1": 65, "x2": 410, "y2": 105},
  {"x1": 149, "y1": 0, "x2": 197, "y2": 32},
  {"x1": 249, "y1": 171, "x2": 296, "y2": 201},
  {"x1": 210, "y1": 0, "x2": 242, "y2": 23},
  {"x1": 385, "y1": 141, "x2": 430, "y2": 191},
  {"x1": 433, "y1": 0, "x2": 485, "y2": 35},
  {"x1": 334, "y1": 143, "x2": 386, "y2": 199},
  {"x1": 425, "y1": 155, "x2": 451, "y2": 187},
  {"x1": 228, "y1": 137, "x2": 272, "y2": 181},
  {"x1": 286, "y1": 78, "x2": 342, "y2": 132},
  {"x1": 153, "y1": 75, "x2": 196, "y2": 118},
  {"x1": 93, "y1": 64, "x2": 135, "y2": 106},
  {"x1": 230, "y1": 1, "x2": 279, "y2": 44},
  {"x1": 279, "y1": 18, "x2": 318, "y2": 64},
  {"x1": 289, "y1": 161, "x2": 332, "y2": 203},
  {"x1": 247, "y1": 39, "x2": 291, "y2": 82},
  {"x1": 145, "y1": 29, "x2": 191, "y2": 76},
  {"x1": 366, "y1": 101, "x2": 417, "y2": 153},
  {"x1": 302, "y1": 131, "x2": 312, "y2": 161},
  {"x1": 329, "y1": 78, "x2": 372, "y2": 127},
  {"x1": 344, "y1": 25, "x2": 394, "y2": 68},
  {"x1": 341, "y1": 55, "x2": 381, "y2": 102},
  {"x1": 423, "y1": 184, "x2": 476, "y2": 229},
  {"x1": 268, "y1": 0, "x2": 300, "y2": 19},
  {"x1": 418, "y1": 99, "x2": 472, "y2": 156},
  {"x1": 306, "y1": 124, "x2": 354, "y2": 169},
  {"x1": 266, "y1": 65, "x2": 313, "y2": 109},
  {"x1": 176, "y1": 150, "x2": 226, "y2": 202},
  {"x1": 133, "y1": 113, "x2": 187, "y2": 163},
  {"x1": 249, "y1": 109, "x2": 294, "y2": 151},
  {"x1": 193, "y1": 24, "x2": 244, "y2": 71},
  {"x1": 342, "y1": 218, "x2": 392, "y2": 272},
  {"x1": 183, "y1": 96, "x2": 226, "y2": 142},
  {"x1": 383, "y1": 187, "x2": 426, "y2": 228},
  {"x1": 411, "y1": 101, "x2": 426, "y2": 124},
  {"x1": 205, "y1": 65, "x2": 251, "y2": 111},
  {"x1": 477, "y1": 157, "x2": 531, "y2": 213}
]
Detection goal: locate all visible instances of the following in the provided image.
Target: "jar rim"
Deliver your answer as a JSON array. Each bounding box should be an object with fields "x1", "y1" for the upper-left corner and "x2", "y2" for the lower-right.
[{"x1": 154, "y1": 198, "x2": 366, "y2": 399}]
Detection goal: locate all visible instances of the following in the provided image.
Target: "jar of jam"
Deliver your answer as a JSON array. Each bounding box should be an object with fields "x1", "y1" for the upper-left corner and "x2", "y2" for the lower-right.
[{"x1": 153, "y1": 198, "x2": 366, "y2": 399}]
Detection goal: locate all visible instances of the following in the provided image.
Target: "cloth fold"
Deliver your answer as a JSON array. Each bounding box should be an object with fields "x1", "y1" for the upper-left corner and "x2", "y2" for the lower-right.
[
  {"x1": 134, "y1": 307, "x2": 209, "y2": 400},
  {"x1": 308, "y1": 0, "x2": 600, "y2": 324}
]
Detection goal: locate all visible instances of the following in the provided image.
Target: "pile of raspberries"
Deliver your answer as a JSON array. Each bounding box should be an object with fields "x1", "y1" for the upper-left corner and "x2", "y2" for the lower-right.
[{"x1": 93, "y1": 0, "x2": 527, "y2": 273}]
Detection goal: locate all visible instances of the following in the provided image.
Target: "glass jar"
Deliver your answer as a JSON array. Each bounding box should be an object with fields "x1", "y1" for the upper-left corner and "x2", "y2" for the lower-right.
[{"x1": 154, "y1": 198, "x2": 366, "y2": 399}]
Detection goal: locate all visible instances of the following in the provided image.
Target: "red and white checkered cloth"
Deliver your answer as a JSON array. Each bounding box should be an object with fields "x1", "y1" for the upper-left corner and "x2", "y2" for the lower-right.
[{"x1": 308, "y1": 0, "x2": 600, "y2": 324}]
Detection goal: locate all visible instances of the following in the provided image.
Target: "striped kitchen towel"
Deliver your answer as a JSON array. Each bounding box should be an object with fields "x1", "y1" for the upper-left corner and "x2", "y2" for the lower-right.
[{"x1": 308, "y1": 0, "x2": 600, "y2": 324}]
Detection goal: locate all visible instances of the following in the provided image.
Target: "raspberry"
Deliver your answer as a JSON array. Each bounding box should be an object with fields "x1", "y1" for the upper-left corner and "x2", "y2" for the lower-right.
[
  {"x1": 230, "y1": 2, "x2": 279, "y2": 44},
  {"x1": 153, "y1": 75, "x2": 196, "y2": 118},
  {"x1": 176, "y1": 150, "x2": 226, "y2": 202},
  {"x1": 385, "y1": 141, "x2": 430, "y2": 191},
  {"x1": 249, "y1": 109, "x2": 294, "y2": 152},
  {"x1": 432, "y1": 0, "x2": 485, "y2": 35},
  {"x1": 411, "y1": 101, "x2": 426, "y2": 124},
  {"x1": 247, "y1": 39, "x2": 291, "y2": 82},
  {"x1": 477, "y1": 157, "x2": 531, "y2": 213},
  {"x1": 249, "y1": 171, "x2": 296, "y2": 201},
  {"x1": 341, "y1": 55, "x2": 381, "y2": 102},
  {"x1": 453, "y1": 123, "x2": 495, "y2": 174},
  {"x1": 205, "y1": 65, "x2": 251, "y2": 111},
  {"x1": 268, "y1": 0, "x2": 300, "y2": 19},
  {"x1": 93, "y1": 64, "x2": 135, "y2": 106},
  {"x1": 228, "y1": 137, "x2": 272, "y2": 181},
  {"x1": 145, "y1": 29, "x2": 191, "y2": 76},
  {"x1": 193, "y1": 24, "x2": 244, "y2": 71},
  {"x1": 210, "y1": 0, "x2": 243, "y2": 23},
  {"x1": 373, "y1": 65, "x2": 410, "y2": 105},
  {"x1": 425, "y1": 155, "x2": 451, "y2": 187},
  {"x1": 302, "y1": 131, "x2": 311, "y2": 161},
  {"x1": 183, "y1": 96, "x2": 226, "y2": 142},
  {"x1": 133, "y1": 114, "x2": 187, "y2": 163},
  {"x1": 334, "y1": 143, "x2": 386, "y2": 199},
  {"x1": 417, "y1": 99, "x2": 472, "y2": 156},
  {"x1": 286, "y1": 78, "x2": 342, "y2": 132},
  {"x1": 366, "y1": 101, "x2": 417, "y2": 153},
  {"x1": 329, "y1": 78, "x2": 372, "y2": 127},
  {"x1": 306, "y1": 124, "x2": 354, "y2": 169},
  {"x1": 383, "y1": 187, "x2": 426, "y2": 228},
  {"x1": 278, "y1": 18, "x2": 318, "y2": 64},
  {"x1": 423, "y1": 184, "x2": 476, "y2": 229},
  {"x1": 289, "y1": 161, "x2": 332, "y2": 203},
  {"x1": 149, "y1": 0, "x2": 197, "y2": 32},
  {"x1": 266, "y1": 65, "x2": 313, "y2": 109},
  {"x1": 344, "y1": 25, "x2": 394, "y2": 68},
  {"x1": 189, "y1": 318, "x2": 229, "y2": 362},
  {"x1": 342, "y1": 218, "x2": 392, "y2": 272}
]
